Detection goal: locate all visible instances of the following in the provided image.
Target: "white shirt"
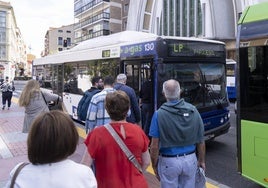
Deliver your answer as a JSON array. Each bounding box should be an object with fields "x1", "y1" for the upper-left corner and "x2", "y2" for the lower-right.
[{"x1": 5, "y1": 159, "x2": 97, "y2": 188}]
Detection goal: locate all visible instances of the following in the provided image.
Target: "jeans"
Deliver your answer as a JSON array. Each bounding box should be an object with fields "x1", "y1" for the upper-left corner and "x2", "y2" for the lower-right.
[
  {"x1": 2, "y1": 91, "x2": 12, "y2": 107},
  {"x1": 158, "y1": 153, "x2": 197, "y2": 188}
]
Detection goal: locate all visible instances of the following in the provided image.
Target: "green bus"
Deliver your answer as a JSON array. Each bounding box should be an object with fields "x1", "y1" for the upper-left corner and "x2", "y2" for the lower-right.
[{"x1": 237, "y1": 2, "x2": 268, "y2": 187}]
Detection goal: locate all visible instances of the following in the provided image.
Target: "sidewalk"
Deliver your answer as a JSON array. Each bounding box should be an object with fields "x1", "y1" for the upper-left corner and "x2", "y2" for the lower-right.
[
  {"x1": 0, "y1": 100, "x2": 160, "y2": 188},
  {"x1": 0, "y1": 99, "x2": 229, "y2": 188}
]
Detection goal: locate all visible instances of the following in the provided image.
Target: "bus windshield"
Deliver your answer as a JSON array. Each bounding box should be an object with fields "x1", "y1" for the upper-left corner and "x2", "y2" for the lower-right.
[{"x1": 158, "y1": 62, "x2": 228, "y2": 110}]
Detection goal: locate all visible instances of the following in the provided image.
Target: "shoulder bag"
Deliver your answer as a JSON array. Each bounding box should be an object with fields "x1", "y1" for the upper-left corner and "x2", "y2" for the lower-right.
[
  {"x1": 10, "y1": 162, "x2": 29, "y2": 188},
  {"x1": 104, "y1": 124, "x2": 143, "y2": 173},
  {"x1": 41, "y1": 92, "x2": 61, "y2": 111}
]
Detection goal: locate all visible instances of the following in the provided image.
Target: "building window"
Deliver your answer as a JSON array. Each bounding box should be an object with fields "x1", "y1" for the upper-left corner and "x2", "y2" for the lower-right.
[
  {"x1": 162, "y1": 0, "x2": 202, "y2": 37},
  {"x1": 123, "y1": 20, "x2": 127, "y2": 30},
  {"x1": 58, "y1": 30, "x2": 63, "y2": 33},
  {"x1": 67, "y1": 38, "x2": 71, "y2": 46},
  {"x1": 189, "y1": 0, "x2": 195, "y2": 36},
  {"x1": 163, "y1": 0, "x2": 168, "y2": 35},
  {"x1": 66, "y1": 30, "x2": 71, "y2": 33},
  {"x1": 58, "y1": 37, "x2": 63, "y2": 45},
  {"x1": 0, "y1": 27, "x2": 6, "y2": 43},
  {"x1": 0, "y1": 45, "x2": 6, "y2": 59},
  {"x1": 124, "y1": 3, "x2": 129, "y2": 13},
  {"x1": 0, "y1": 11, "x2": 6, "y2": 27},
  {"x1": 169, "y1": 0, "x2": 174, "y2": 36}
]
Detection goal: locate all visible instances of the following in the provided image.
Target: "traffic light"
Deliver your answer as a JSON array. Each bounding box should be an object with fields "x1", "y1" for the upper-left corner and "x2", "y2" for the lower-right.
[{"x1": 63, "y1": 39, "x2": 68, "y2": 47}]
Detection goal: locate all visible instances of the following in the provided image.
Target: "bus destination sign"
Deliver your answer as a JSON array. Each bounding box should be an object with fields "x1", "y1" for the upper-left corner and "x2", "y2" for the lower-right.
[
  {"x1": 120, "y1": 41, "x2": 157, "y2": 58},
  {"x1": 167, "y1": 41, "x2": 224, "y2": 58}
]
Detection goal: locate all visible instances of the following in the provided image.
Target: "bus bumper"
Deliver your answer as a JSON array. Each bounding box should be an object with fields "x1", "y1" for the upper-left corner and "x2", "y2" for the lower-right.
[{"x1": 204, "y1": 121, "x2": 231, "y2": 140}]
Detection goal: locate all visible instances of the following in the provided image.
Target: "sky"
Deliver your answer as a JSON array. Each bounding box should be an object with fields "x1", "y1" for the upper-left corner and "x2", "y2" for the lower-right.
[{"x1": 8, "y1": 0, "x2": 74, "y2": 57}]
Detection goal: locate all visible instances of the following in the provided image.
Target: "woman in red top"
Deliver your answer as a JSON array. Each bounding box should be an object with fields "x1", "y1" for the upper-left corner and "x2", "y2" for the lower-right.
[{"x1": 82, "y1": 90, "x2": 150, "y2": 188}]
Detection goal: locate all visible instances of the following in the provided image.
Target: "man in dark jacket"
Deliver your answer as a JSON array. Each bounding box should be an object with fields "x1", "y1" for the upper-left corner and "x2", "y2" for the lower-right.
[
  {"x1": 149, "y1": 79, "x2": 206, "y2": 188},
  {"x1": 77, "y1": 76, "x2": 103, "y2": 121},
  {"x1": 114, "y1": 74, "x2": 141, "y2": 124}
]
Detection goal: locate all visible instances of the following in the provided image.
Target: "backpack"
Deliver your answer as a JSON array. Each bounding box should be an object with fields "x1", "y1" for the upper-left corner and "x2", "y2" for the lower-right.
[{"x1": 77, "y1": 89, "x2": 100, "y2": 121}]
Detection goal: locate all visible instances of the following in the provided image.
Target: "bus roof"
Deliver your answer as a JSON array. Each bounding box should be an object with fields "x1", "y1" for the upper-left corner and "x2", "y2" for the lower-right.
[
  {"x1": 70, "y1": 30, "x2": 158, "y2": 52},
  {"x1": 33, "y1": 31, "x2": 225, "y2": 66},
  {"x1": 238, "y1": 2, "x2": 268, "y2": 24},
  {"x1": 33, "y1": 31, "x2": 158, "y2": 65}
]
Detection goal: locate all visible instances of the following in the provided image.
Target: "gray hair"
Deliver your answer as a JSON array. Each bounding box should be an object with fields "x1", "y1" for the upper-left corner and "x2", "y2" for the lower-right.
[
  {"x1": 116, "y1": 73, "x2": 127, "y2": 84},
  {"x1": 162, "y1": 79, "x2": 181, "y2": 101}
]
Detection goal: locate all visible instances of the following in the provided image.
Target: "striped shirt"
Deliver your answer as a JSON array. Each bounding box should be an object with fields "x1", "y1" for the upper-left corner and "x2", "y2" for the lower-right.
[{"x1": 85, "y1": 87, "x2": 115, "y2": 133}]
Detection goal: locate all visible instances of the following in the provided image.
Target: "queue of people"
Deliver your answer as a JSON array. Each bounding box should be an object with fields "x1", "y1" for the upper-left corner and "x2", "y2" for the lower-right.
[{"x1": 5, "y1": 76, "x2": 206, "y2": 188}]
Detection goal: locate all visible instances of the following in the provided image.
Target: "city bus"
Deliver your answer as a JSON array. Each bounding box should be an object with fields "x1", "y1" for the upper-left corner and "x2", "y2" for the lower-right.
[
  {"x1": 226, "y1": 59, "x2": 236, "y2": 101},
  {"x1": 33, "y1": 31, "x2": 230, "y2": 140},
  {"x1": 236, "y1": 2, "x2": 268, "y2": 187}
]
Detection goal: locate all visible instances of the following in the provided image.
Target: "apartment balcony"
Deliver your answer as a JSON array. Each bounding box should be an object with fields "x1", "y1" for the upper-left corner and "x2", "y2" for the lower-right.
[
  {"x1": 74, "y1": 0, "x2": 110, "y2": 18},
  {"x1": 74, "y1": 29, "x2": 110, "y2": 43},
  {"x1": 74, "y1": 12, "x2": 110, "y2": 30}
]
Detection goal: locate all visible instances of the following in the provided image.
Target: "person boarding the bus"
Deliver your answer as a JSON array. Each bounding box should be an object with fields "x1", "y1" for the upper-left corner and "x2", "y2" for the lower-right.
[
  {"x1": 114, "y1": 73, "x2": 141, "y2": 124},
  {"x1": 139, "y1": 79, "x2": 153, "y2": 136},
  {"x1": 149, "y1": 79, "x2": 206, "y2": 188},
  {"x1": 1, "y1": 76, "x2": 15, "y2": 110},
  {"x1": 77, "y1": 76, "x2": 103, "y2": 122},
  {"x1": 85, "y1": 76, "x2": 115, "y2": 133}
]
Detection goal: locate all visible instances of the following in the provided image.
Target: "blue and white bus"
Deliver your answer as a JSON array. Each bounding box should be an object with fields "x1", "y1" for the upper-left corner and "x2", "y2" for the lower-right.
[
  {"x1": 226, "y1": 59, "x2": 236, "y2": 100},
  {"x1": 33, "y1": 31, "x2": 230, "y2": 140}
]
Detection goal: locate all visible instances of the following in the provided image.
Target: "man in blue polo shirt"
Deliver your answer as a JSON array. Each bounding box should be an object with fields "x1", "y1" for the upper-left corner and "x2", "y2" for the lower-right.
[{"x1": 149, "y1": 79, "x2": 206, "y2": 188}]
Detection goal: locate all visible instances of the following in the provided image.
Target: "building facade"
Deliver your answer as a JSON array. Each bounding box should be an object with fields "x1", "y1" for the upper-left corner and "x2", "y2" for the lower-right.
[
  {"x1": 127, "y1": 0, "x2": 237, "y2": 59},
  {"x1": 126, "y1": 0, "x2": 268, "y2": 60},
  {"x1": 43, "y1": 24, "x2": 75, "y2": 56},
  {"x1": 73, "y1": 0, "x2": 129, "y2": 44},
  {"x1": 0, "y1": 1, "x2": 26, "y2": 79}
]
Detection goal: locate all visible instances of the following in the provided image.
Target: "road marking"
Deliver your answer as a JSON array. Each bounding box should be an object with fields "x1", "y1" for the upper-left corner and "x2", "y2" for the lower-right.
[
  {"x1": 76, "y1": 126, "x2": 87, "y2": 139},
  {"x1": 11, "y1": 97, "x2": 19, "y2": 104}
]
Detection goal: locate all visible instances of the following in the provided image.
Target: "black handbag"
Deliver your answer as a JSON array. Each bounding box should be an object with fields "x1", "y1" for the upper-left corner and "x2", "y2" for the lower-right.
[
  {"x1": 47, "y1": 97, "x2": 61, "y2": 111},
  {"x1": 41, "y1": 92, "x2": 61, "y2": 111}
]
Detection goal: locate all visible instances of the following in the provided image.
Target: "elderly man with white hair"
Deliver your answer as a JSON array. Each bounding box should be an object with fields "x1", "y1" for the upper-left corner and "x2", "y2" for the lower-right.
[
  {"x1": 114, "y1": 73, "x2": 141, "y2": 125},
  {"x1": 149, "y1": 79, "x2": 206, "y2": 188}
]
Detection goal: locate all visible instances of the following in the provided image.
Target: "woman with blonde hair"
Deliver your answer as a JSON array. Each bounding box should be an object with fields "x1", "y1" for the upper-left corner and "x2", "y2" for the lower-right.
[{"x1": 19, "y1": 79, "x2": 61, "y2": 133}]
